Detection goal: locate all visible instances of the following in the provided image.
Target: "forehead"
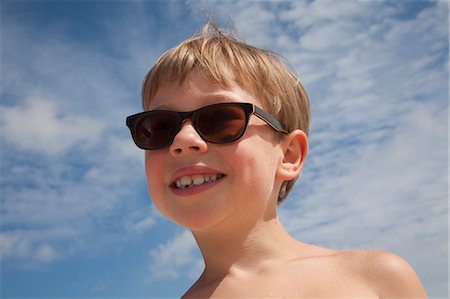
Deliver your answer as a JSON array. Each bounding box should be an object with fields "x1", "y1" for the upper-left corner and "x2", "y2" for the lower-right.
[{"x1": 148, "y1": 71, "x2": 261, "y2": 111}]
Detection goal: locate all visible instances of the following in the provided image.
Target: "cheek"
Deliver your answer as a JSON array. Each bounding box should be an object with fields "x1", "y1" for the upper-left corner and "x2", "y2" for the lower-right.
[
  {"x1": 229, "y1": 139, "x2": 280, "y2": 199},
  {"x1": 144, "y1": 152, "x2": 168, "y2": 211}
]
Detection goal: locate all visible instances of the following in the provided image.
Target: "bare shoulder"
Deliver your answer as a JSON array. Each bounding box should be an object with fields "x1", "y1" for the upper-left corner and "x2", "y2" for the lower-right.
[{"x1": 334, "y1": 249, "x2": 428, "y2": 298}]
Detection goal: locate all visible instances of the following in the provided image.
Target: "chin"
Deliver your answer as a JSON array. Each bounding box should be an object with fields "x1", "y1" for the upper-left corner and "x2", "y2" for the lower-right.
[
  {"x1": 173, "y1": 211, "x2": 223, "y2": 231},
  {"x1": 171, "y1": 203, "x2": 235, "y2": 233}
]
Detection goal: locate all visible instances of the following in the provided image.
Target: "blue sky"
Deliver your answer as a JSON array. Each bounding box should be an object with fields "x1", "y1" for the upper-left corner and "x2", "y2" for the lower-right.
[{"x1": 0, "y1": 0, "x2": 448, "y2": 298}]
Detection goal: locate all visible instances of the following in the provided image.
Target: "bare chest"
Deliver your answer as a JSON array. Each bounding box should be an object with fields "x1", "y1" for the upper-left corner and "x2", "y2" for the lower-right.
[
  {"x1": 185, "y1": 262, "x2": 379, "y2": 298},
  {"x1": 204, "y1": 276, "x2": 377, "y2": 298}
]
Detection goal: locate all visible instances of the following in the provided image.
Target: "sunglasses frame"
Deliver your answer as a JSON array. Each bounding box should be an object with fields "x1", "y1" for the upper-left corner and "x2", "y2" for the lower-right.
[{"x1": 126, "y1": 102, "x2": 288, "y2": 150}]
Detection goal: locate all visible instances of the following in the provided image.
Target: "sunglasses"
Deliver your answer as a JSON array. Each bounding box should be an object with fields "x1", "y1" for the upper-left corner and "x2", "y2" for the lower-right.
[{"x1": 126, "y1": 102, "x2": 288, "y2": 150}]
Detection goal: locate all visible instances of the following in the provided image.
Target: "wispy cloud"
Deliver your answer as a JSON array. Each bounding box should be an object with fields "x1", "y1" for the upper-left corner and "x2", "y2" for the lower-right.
[
  {"x1": 1, "y1": 230, "x2": 66, "y2": 263},
  {"x1": 124, "y1": 211, "x2": 157, "y2": 235},
  {"x1": 149, "y1": 230, "x2": 202, "y2": 279},
  {"x1": 1, "y1": 98, "x2": 105, "y2": 155}
]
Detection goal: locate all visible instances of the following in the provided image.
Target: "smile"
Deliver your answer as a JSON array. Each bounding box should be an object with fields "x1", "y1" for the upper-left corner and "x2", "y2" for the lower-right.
[{"x1": 173, "y1": 174, "x2": 225, "y2": 189}]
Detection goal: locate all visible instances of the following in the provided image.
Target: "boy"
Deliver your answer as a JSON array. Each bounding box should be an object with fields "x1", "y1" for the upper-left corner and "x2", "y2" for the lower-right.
[{"x1": 126, "y1": 22, "x2": 428, "y2": 298}]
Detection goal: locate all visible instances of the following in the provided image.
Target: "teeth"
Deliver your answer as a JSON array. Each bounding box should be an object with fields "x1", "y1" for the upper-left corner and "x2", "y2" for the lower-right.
[
  {"x1": 180, "y1": 176, "x2": 192, "y2": 187},
  {"x1": 174, "y1": 174, "x2": 224, "y2": 189},
  {"x1": 176, "y1": 180, "x2": 182, "y2": 188},
  {"x1": 192, "y1": 175, "x2": 205, "y2": 186}
]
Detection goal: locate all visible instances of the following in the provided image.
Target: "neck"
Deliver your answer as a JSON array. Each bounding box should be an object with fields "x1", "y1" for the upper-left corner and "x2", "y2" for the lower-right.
[{"x1": 192, "y1": 214, "x2": 303, "y2": 280}]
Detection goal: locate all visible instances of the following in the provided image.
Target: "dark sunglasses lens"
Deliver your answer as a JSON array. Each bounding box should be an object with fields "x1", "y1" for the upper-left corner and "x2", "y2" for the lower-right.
[
  {"x1": 135, "y1": 111, "x2": 179, "y2": 149},
  {"x1": 197, "y1": 105, "x2": 247, "y2": 143}
]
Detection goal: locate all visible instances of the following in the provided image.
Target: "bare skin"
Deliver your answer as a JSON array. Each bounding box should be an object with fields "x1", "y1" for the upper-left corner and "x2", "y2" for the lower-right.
[{"x1": 183, "y1": 216, "x2": 428, "y2": 298}]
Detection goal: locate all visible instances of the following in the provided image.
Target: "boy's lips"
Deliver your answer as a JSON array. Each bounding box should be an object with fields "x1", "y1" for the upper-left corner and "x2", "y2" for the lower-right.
[{"x1": 169, "y1": 166, "x2": 226, "y2": 194}]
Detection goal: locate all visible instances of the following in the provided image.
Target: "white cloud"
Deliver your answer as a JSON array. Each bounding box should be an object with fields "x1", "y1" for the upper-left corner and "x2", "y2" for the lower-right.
[
  {"x1": 130, "y1": 216, "x2": 155, "y2": 234},
  {"x1": 124, "y1": 211, "x2": 156, "y2": 235},
  {"x1": 149, "y1": 230, "x2": 202, "y2": 279},
  {"x1": 0, "y1": 229, "x2": 76, "y2": 263},
  {"x1": 0, "y1": 97, "x2": 105, "y2": 155},
  {"x1": 280, "y1": 0, "x2": 380, "y2": 29},
  {"x1": 299, "y1": 21, "x2": 361, "y2": 51},
  {"x1": 107, "y1": 135, "x2": 144, "y2": 164},
  {"x1": 34, "y1": 244, "x2": 59, "y2": 263}
]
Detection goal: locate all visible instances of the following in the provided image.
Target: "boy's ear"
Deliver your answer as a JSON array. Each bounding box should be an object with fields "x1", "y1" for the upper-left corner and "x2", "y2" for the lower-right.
[{"x1": 276, "y1": 129, "x2": 308, "y2": 181}]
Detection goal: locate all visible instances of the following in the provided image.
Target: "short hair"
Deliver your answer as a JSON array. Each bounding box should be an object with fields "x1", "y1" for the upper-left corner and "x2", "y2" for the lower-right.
[{"x1": 142, "y1": 21, "x2": 310, "y2": 204}]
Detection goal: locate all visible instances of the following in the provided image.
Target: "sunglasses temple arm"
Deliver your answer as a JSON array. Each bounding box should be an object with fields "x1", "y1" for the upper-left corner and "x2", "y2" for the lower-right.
[{"x1": 253, "y1": 106, "x2": 288, "y2": 134}]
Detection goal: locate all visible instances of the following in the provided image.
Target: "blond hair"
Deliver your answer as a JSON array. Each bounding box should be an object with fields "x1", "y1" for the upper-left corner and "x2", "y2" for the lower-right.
[{"x1": 142, "y1": 22, "x2": 310, "y2": 203}]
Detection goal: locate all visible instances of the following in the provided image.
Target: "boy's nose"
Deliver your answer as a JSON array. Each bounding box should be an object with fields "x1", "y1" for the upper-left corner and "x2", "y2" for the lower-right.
[{"x1": 169, "y1": 121, "x2": 208, "y2": 156}]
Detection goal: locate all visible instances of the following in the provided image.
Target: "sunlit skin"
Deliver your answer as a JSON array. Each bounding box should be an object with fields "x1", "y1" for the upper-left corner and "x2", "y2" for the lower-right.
[{"x1": 145, "y1": 72, "x2": 428, "y2": 298}]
